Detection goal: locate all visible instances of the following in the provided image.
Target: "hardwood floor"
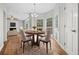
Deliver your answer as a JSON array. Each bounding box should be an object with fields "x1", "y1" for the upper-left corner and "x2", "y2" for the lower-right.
[{"x1": 0, "y1": 33, "x2": 67, "y2": 55}]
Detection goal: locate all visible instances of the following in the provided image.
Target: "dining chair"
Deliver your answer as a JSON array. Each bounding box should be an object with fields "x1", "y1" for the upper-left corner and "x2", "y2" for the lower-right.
[
  {"x1": 39, "y1": 30, "x2": 51, "y2": 54},
  {"x1": 20, "y1": 29, "x2": 32, "y2": 53}
]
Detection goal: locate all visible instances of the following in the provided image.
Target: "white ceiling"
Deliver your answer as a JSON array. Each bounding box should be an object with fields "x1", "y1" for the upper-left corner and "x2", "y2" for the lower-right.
[
  {"x1": 3, "y1": 3, "x2": 56, "y2": 20},
  {"x1": 4, "y1": 3, "x2": 56, "y2": 13}
]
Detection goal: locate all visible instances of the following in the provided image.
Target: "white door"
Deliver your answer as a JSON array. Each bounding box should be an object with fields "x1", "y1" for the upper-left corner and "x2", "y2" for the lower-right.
[
  {"x1": 72, "y1": 4, "x2": 78, "y2": 54},
  {"x1": 64, "y1": 4, "x2": 78, "y2": 54}
]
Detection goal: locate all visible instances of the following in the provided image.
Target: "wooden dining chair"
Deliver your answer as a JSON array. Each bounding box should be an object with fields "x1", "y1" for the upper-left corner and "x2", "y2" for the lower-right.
[
  {"x1": 39, "y1": 30, "x2": 51, "y2": 54},
  {"x1": 20, "y1": 29, "x2": 32, "y2": 53}
]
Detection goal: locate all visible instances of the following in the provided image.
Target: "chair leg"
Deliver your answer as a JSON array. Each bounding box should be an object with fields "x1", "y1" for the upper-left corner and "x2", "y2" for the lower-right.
[
  {"x1": 20, "y1": 41, "x2": 22, "y2": 48},
  {"x1": 23, "y1": 42, "x2": 25, "y2": 53},
  {"x1": 20, "y1": 43, "x2": 22, "y2": 48},
  {"x1": 43, "y1": 42, "x2": 45, "y2": 45},
  {"x1": 46, "y1": 43, "x2": 48, "y2": 54},
  {"x1": 27, "y1": 42, "x2": 29, "y2": 45},
  {"x1": 50, "y1": 41, "x2": 51, "y2": 50},
  {"x1": 31, "y1": 40, "x2": 33, "y2": 48},
  {"x1": 39, "y1": 41, "x2": 40, "y2": 49}
]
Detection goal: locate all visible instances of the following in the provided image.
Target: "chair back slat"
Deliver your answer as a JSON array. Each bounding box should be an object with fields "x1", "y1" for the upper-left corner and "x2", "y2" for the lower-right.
[
  {"x1": 45, "y1": 30, "x2": 51, "y2": 41},
  {"x1": 20, "y1": 29, "x2": 26, "y2": 40}
]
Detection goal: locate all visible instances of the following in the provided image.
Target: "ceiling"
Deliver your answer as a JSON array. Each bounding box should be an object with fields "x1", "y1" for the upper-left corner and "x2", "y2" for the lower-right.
[{"x1": 2, "y1": 3, "x2": 56, "y2": 20}]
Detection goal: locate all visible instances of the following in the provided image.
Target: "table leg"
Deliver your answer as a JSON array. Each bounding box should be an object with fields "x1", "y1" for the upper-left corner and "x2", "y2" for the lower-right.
[
  {"x1": 32, "y1": 34, "x2": 34, "y2": 46},
  {"x1": 36, "y1": 34, "x2": 39, "y2": 46}
]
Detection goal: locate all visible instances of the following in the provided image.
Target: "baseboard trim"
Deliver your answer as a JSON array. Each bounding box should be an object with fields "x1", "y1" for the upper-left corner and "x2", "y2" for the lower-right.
[
  {"x1": 53, "y1": 38, "x2": 68, "y2": 55},
  {"x1": 0, "y1": 44, "x2": 4, "y2": 52}
]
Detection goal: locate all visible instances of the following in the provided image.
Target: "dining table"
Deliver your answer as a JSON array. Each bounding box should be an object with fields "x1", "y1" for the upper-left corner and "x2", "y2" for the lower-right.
[{"x1": 25, "y1": 29, "x2": 45, "y2": 46}]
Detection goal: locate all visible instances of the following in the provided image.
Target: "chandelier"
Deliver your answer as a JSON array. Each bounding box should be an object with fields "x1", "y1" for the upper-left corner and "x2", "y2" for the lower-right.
[
  {"x1": 7, "y1": 15, "x2": 18, "y2": 20},
  {"x1": 31, "y1": 3, "x2": 38, "y2": 17}
]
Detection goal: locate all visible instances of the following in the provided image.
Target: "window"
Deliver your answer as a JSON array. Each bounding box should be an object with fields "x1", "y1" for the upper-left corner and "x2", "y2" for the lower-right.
[
  {"x1": 46, "y1": 18, "x2": 52, "y2": 34},
  {"x1": 47, "y1": 18, "x2": 52, "y2": 27},
  {"x1": 37, "y1": 19, "x2": 43, "y2": 27},
  {"x1": 26, "y1": 24, "x2": 28, "y2": 29}
]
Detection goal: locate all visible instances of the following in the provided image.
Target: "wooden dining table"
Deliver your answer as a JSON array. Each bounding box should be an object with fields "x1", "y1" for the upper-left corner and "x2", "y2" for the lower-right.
[{"x1": 25, "y1": 30, "x2": 45, "y2": 46}]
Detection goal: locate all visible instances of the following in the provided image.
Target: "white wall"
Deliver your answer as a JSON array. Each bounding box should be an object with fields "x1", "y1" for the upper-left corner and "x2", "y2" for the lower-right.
[
  {"x1": 58, "y1": 4, "x2": 66, "y2": 47},
  {"x1": 51, "y1": 4, "x2": 60, "y2": 41},
  {"x1": 78, "y1": 4, "x2": 79, "y2": 55},
  {"x1": 18, "y1": 20, "x2": 24, "y2": 31},
  {"x1": 0, "y1": 5, "x2": 4, "y2": 51},
  {"x1": 24, "y1": 18, "x2": 30, "y2": 29},
  {"x1": 3, "y1": 9, "x2": 7, "y2": 41}
]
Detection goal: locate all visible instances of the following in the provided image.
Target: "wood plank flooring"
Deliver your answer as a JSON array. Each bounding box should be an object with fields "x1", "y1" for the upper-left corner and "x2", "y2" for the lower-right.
[{"x1": 0, "y1": 33, "x2": 67, "y2": 55}]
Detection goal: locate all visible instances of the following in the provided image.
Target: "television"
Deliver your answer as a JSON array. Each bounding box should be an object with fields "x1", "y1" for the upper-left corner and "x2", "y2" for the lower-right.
[{"x1": 10, "y1": 22, "x2": 16, "y2": 27}]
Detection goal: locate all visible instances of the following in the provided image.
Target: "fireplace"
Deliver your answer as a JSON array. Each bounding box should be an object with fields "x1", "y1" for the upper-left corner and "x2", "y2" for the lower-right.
[
  {"x1": 9, "y1": 28, "x2": 16, "y2": 31},
  {"x1": 9, "y1": 22, "x2": 16, "y2": 31}
]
